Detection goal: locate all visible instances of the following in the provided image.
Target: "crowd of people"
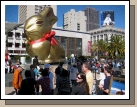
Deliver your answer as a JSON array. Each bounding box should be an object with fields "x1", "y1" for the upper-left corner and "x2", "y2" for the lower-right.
[{"x1": 6, "y1": 55, "x2": 125, "y2": 95}]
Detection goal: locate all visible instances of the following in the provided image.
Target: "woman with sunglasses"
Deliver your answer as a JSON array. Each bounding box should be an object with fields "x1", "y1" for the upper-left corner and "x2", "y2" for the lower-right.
[{"x1": 71, "y1": 72, "x2": 89, "y2": 95}]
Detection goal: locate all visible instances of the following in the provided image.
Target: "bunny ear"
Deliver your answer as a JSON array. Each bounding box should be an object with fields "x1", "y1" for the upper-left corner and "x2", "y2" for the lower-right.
[{"x1": 46, "y1": 10, "x2": 53, "y2": 17}]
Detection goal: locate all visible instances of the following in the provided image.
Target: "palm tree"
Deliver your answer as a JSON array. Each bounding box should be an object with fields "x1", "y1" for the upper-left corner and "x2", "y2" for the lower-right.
[
  {"x1": 92, "y1": 39, "x2": 108, "y2": 57},
  {"x1": 92, "y1": 35, "x2": 125, "y2": 59},
  {"x1": 109, "y1": 35, "x2": 125, "y2": 58},
  {"x1": 92, "y1": 42, "x2": 98, "y2": 56}
]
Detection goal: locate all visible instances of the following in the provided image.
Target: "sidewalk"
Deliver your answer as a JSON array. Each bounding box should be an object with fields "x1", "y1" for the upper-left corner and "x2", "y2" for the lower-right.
[{"x1": 5, "y1": 86, "x2": 58, "y2": 95}]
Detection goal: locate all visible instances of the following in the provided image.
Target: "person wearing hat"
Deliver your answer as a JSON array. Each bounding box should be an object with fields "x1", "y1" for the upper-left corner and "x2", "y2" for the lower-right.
[
  {"x1": 12, "y1": 65, "x2": 25, "y2": 95},
  {"x1": 43, "y1": 63, "x2": 54, "y2": 95}
]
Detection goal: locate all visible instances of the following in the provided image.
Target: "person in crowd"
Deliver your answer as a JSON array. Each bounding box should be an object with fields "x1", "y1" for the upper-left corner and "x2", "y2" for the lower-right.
[
  {"x1": 95, "y1": 61, "x2": 100, "y2": 74},
  {"x1": 112, "y1": 60, "x2": 115, "y2": 68},
  {"x1": 71, "y1": 72, "x2": 89, "y2": 95},
  {"x1": 95, "y1": 67, "x2": 106, "y2": 95},
  {"x1": 57, "y1": 69, "x2": 72, "y2": 95},
  {"x1": 5, "y1": 59, "x2": 10, "y2": 74},
  {"x1": 33, "y1": 55, "x2": 40, "y2": 70},
  {"x1": 77, "y1": 61, "x2": 82, "y2": 73},
  {"x1": 98, "y1": 66, "x2": 112, "y2": 95},
  {"x1": 12, "y1": 65, "x2": 25, "y2": 95},
  {"x1": 29, "y1": 64, "x2": 38, "y2": 94},
  {"x1": 82, "y1": 62, "x2": 94, "y2": 95},
  {"x1": 30, "y1": 64, "x2": 35, "y2": 80},
  {"x1": 33, "y1": 55, "x2": 39, "y2": 66},
  {"x1": 36, "y1": 69, "x2": 51, "y2": 95},
  {"x1": 32, "y1": 64, "x2": 40, "y2": 94},
  {"x1": 67, "y1": 62, "x2": 72, "y2": 77},
  {"x1": 97, "y1": 67, "x2": 106, "y2": 85},
  {"x1": 9, "y1": 60, "x2": 14, "y2": 73},
  {"x1": 16, "y1": 59, "x2": 22, "y2": 67},
  {"x1": 19, "y1": 70, "x2": 37, "y2": 95},
  {"x1": 55, "y1": 62, "x2": 64, "y2": 88},
  {"x1": 69, "y1": 64, "x2": 79, "y2": 86},
  {"x1": 42, "y1": 63, "x2": 54, "y2": 95},
  {"x1": 33, "y1": 65, "x2": 40, "y2": 81}
]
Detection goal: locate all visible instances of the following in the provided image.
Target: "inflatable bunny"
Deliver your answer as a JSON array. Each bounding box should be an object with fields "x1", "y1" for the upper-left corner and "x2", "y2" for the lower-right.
[{"x1": 24, "y1": 7, "x2": 65, "y2": 63}]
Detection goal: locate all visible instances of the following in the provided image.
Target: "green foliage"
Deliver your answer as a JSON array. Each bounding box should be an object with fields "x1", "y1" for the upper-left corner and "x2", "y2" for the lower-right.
[
  {"x1": 92, "y1": 35, "x2": 125, "y2": 59},
  {"x1": 25, "y1": 55, "x2": 31, "y2": 60},
  {"x1": 14, "y1": 55, "x2": 20, "y2": 60}
]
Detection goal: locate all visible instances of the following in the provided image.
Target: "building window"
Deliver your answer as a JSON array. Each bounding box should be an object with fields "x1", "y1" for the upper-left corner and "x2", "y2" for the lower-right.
[
  {"x1": 14, "y1": 50, "x2": 20, "y2": 53},
  {"x1": 61, "y1": 37, "x2": 68, "y2": 55},
  {"x1": 15, "y1": 43, "x2": 20, "y2": 48},
  {"x1": 21, "y1": 50, "x2": 26, "y2": 53},
  {"x1": 8, "y1": 43, "x2": 12, "y2": 47},
  {"x1": 97, "y1": 35, "x2": 99, "y2": 40},
  {"x1": 69, "y1": 37, "x2": 75, "y2": 54},
  {"x1": 15, "y1": 32, "x2": 20, "y2": 38},
  {"x1": 9, "y1": 50, "x2": 13, "y2": 53},
  {"x1": 22, "y1": 43, "x2": 26, "y2": 48},
  {"x1": 76, "y1": 38, "x2": 82, "y2": 56},
  {"x1": 55, "y1": 36, "x2": 60, "y2": 41},
  {"x1": 7, "y1": 32, "x2": 13, "y2": 37},
  {"x1": 22, "y1": 33, "x2": 26, "y2": 38}
]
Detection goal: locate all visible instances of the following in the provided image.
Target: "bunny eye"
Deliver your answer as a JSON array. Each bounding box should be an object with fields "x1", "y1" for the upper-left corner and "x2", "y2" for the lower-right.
[{"x1": 36, "y1": 20, "x2": 43, "y2": 25}]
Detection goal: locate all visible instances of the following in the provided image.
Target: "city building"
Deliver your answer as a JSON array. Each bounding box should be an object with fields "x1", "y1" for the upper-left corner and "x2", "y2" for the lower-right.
[
  {"x1": 89, "y1": 25, "x2": 125, "y2": 45},
  {"x1": 18, "y1": 5, "x2": 57, "y2": 28},
  {"x1": 63, "y1": 9, "x2": 87, "y2": 32},
  {"x1": 5, "y1": 22, "x2": 91, "y2": 58},
  {"x1": 84, "y1": 7, "x2": 100, "y2": 31}
]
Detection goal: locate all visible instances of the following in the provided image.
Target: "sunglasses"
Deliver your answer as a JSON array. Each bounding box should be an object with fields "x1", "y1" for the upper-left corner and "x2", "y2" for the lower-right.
[{"x1": 77, "y1": 77, "x2": 82, "y2": 79}]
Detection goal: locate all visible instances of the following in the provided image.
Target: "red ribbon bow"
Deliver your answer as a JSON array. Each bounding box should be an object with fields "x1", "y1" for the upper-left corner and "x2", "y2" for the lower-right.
[{"x1": 29, "y1": 31, "x2": 58, "y2": 46}]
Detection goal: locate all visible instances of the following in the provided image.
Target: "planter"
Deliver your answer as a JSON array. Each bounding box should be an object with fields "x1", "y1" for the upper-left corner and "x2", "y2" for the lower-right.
[{"x1": 20, "y1": 57, "x2": 26, "y2": 64}]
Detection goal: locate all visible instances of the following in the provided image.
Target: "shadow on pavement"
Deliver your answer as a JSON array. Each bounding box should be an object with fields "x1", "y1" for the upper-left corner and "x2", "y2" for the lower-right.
[{"x1": 7, "y1": 91, "x2": 16, "y2": 95}]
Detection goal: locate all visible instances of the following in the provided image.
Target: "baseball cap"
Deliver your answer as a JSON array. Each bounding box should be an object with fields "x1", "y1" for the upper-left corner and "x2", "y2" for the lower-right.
[
  {"x1": 19, "y1": 64, "x2": 26, "y2": 70},
  {"x1": 44, "y1": 63, "x2": 50, "y2": 68}
]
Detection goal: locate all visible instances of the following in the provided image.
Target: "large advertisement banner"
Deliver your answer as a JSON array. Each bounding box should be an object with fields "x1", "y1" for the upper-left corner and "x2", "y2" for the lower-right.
[
  {"x1": 101, "y1": 11, "x2": 115, "y2": 26},
  {"x1": 88, "y1": 41, "x2": 92, "y2": 53}
]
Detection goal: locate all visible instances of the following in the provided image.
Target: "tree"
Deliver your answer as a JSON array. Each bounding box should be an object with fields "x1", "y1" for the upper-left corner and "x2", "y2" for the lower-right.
[
  {"x1": 109, "y1": 35, "x2": 125, "y2": 57},
  {"x1": 91, "y1": 35, "x2": 125, "y2": 59}
]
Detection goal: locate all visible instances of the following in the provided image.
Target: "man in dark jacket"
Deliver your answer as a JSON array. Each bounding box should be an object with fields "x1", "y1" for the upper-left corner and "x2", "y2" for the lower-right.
[
  {"x1": 19, "y1": 70, "x2": 37, "y2": 95},
  {"x1": 33, "y1": 55, "x2": 39, "y2": 66},
  {"x1": 30, "y1": 64, "x2": 35, "y2": 80}
]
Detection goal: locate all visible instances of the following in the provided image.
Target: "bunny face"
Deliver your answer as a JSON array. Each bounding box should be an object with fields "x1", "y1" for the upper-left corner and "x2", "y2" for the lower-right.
[{"x1": 24, "y1": 7, "x2": 57, "y2": 41}]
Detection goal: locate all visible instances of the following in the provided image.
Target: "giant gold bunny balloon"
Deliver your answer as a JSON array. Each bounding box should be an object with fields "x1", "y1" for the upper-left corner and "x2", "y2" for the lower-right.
[{"x1": 24, "y1": 7, "x2": 65, "y2": 63}]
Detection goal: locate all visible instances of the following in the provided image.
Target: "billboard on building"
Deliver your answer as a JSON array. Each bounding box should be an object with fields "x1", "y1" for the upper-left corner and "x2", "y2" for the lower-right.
[
  {"x1": 88, "y1": 41, "x2": 92, "y2": 53},
  {"x1": 101, "y1": 11, "x2": 115, "y2": 26}
]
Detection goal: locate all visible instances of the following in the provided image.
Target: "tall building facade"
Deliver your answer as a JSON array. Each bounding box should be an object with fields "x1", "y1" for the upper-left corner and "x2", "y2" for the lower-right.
[
  {"x1": 18, "y1": 5, "x2": 57, "y2": 28},
  {"x1": 84, "y1": 7, "x2": 100, "y2": 31},
  {"x1": 63, "y1": 9, "x2": 87, "y2": 32}
]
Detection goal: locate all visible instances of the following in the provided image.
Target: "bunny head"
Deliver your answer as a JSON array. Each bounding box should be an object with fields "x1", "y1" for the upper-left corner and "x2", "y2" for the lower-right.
[{"x1": 24, "y1": 7, "x2": 57, "y2": 41}]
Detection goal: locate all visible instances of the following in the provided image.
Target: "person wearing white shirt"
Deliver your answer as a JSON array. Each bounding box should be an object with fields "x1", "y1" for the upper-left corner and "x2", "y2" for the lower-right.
[
  {"x1": 5, "y1": 60, "x2": 10, "y2": 74},
  {"x1": 95, "y1": 67, "x2": 106, "y2": 95},
  {"x1": 97, "y1": 68, "x2": 106, "y2": 85}
]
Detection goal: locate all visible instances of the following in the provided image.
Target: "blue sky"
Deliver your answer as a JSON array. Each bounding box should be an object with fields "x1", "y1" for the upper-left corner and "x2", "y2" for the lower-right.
[{"x1": 5, "y1": 5, "x2": 125, "y2": 29}]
